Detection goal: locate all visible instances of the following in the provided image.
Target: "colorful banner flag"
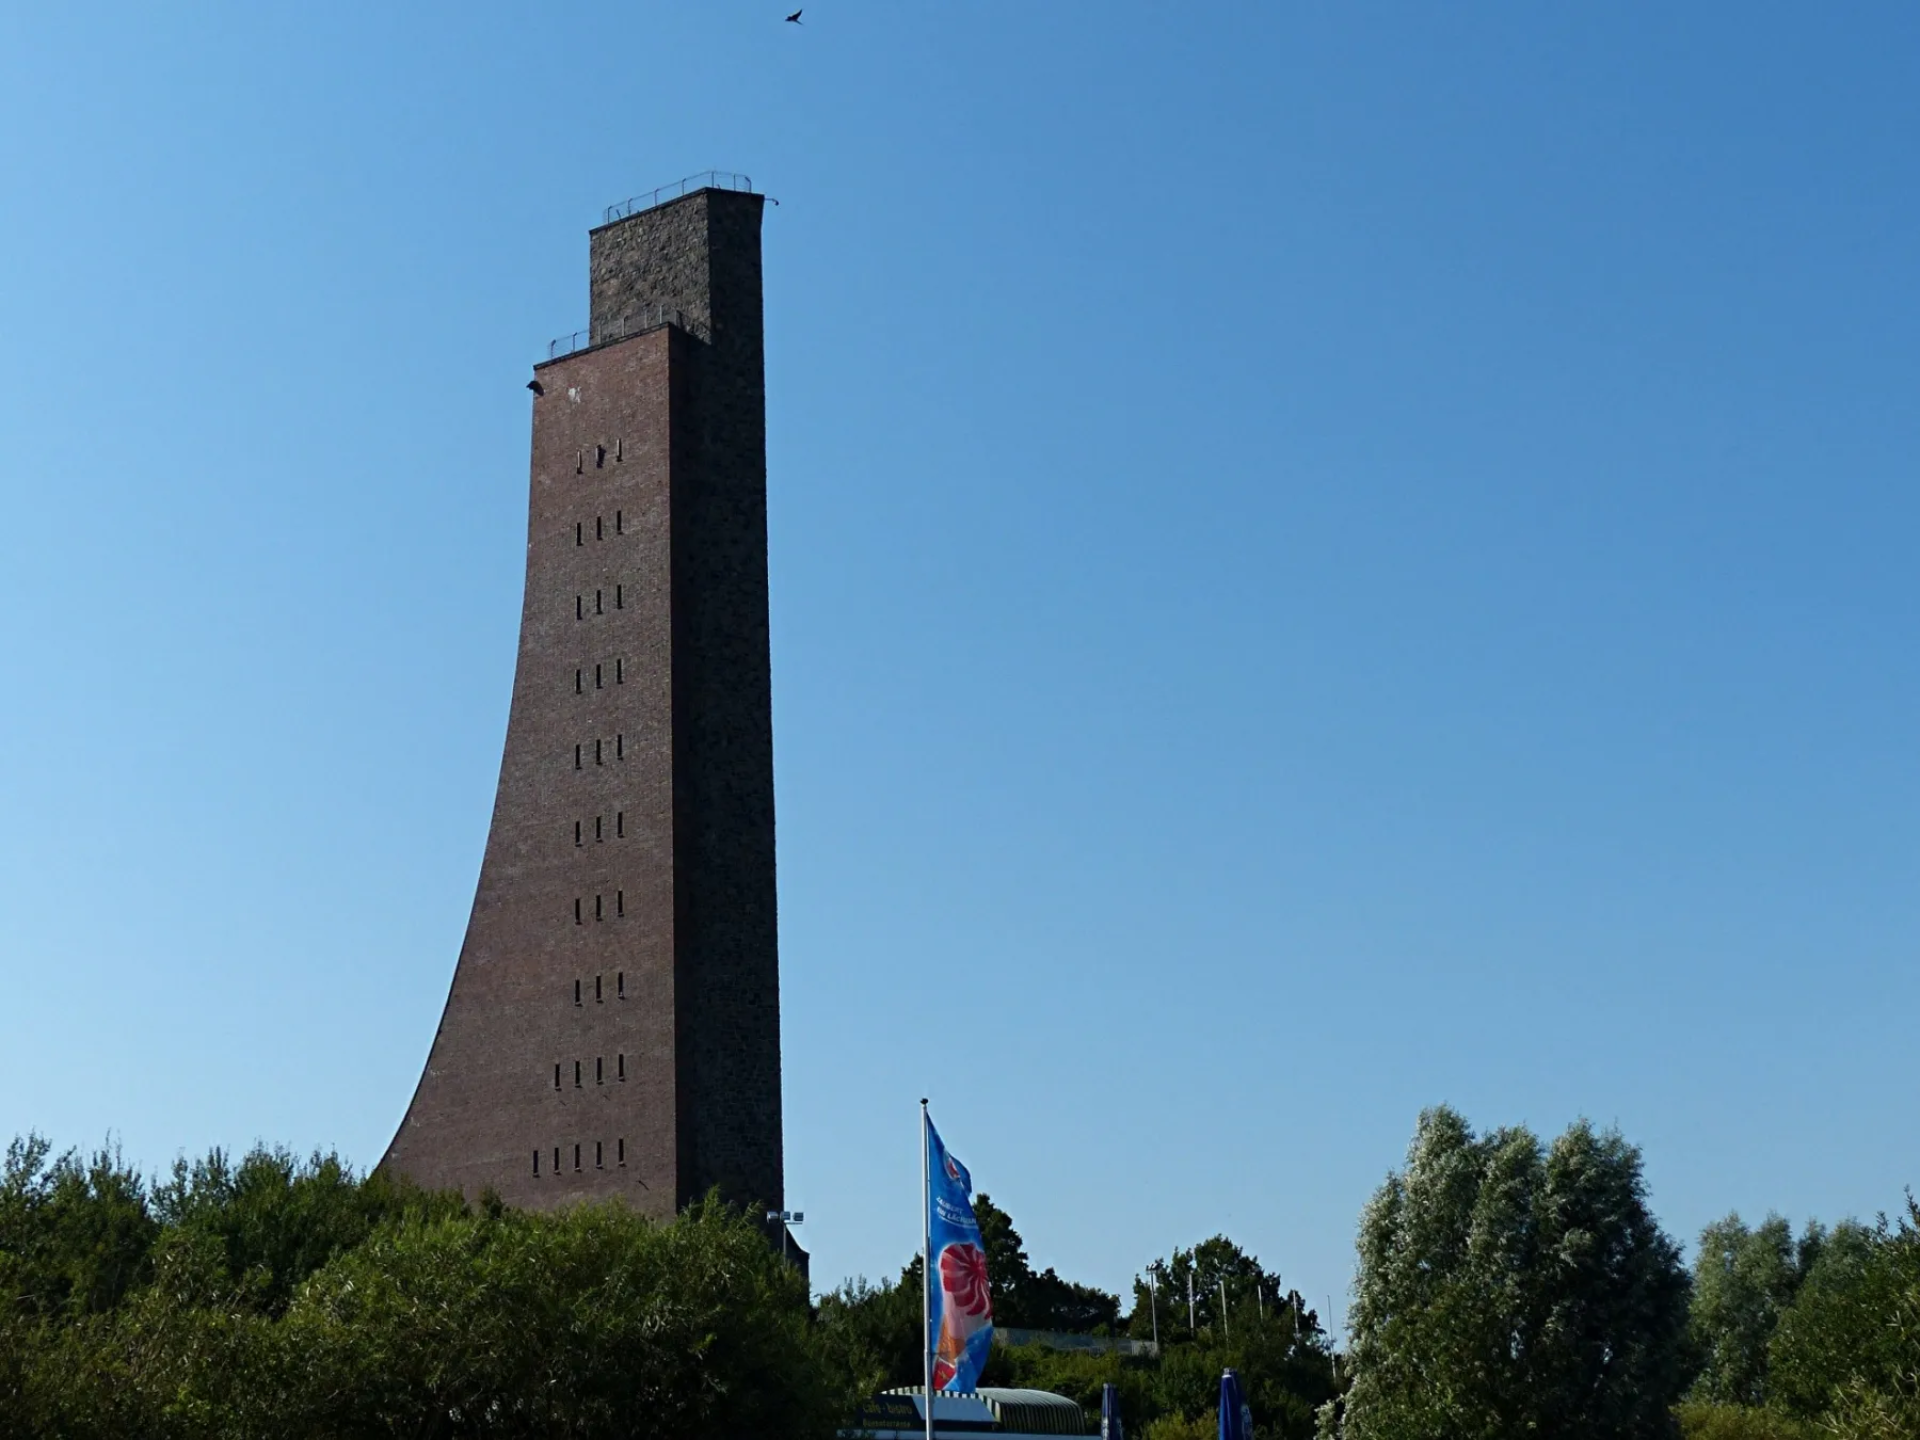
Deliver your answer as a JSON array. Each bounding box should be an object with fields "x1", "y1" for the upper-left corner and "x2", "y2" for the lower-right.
[{"x1": 926, "y1": 1114, "x2": 993, "y2": 1392}]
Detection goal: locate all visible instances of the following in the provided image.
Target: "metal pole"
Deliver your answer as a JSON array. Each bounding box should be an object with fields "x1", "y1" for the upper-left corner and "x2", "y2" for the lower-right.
[
  {"x1": 922, "y1": 1100, "x2": 934, "y2": 1440},
  {"x1": 1220, "y1": 1279, "x2": 1230, "y2": 1343},
  {"x1": 1149, "y1": 1270, "x2": 1159, "y2": 1349},
  {"x1": 1186, "y1": 1270, "x2": 1195, "y2": 1333}
]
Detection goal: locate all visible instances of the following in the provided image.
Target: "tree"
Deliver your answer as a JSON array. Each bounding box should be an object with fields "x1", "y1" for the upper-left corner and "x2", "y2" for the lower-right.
[
  {"x1": 278, "y1": 1195, "x2": 837, "y2": 1440},
  {"x1": 1688, "y1": 1213, "x2": 1824, "y2": 1406},
  {"x1": 1328, "y1": 1106, "x2": 1691, "y2": 1440},
  {"x1": 1767, "y1": 1201, "x2": 1920, "y2": 1430},
  {"x1": 0, "y1": 1134, "x2": 158, "y2": 1320},
  {"x1": 148, "y1": 1143, "x2": 462, "y2": 1316},
  {"x1": 1813, "y1": 1197, "x2": 1920, "y2": 1439},
  {"x1": 1128, "y1": 1236, "x2": 1315, "y2": 1347},
  {"x1": 973, "y1": 1193, "x2": 1121, "y2": 1333},
  {"x1": 813, "y1": 1259, "x2": 927, "y2": 1402}
]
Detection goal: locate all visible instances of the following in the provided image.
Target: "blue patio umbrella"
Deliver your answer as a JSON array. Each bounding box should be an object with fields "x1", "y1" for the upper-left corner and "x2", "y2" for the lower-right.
[
  {"x1": 1218, "y1": 1369, "x2": 1252, "y2": 1440},
  {"x1": 1100, "y1": 1382, "x2": 1124, "y2": 1440}
]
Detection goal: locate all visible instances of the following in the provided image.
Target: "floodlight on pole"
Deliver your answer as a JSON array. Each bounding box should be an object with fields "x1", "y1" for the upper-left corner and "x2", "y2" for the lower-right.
[{"x1": 765, "y1": 1209, "x2": 804, "y2": 1263}]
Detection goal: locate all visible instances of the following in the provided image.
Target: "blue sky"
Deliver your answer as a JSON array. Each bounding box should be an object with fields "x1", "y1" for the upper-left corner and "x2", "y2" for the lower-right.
[{"x1": 2, "y1": 2, "x2": 1917, "y2": 1327}]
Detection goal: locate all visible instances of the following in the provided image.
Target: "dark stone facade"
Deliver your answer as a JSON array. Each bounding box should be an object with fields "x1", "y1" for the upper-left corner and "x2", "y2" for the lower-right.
[{"x1": 382, "y1": 187, "x2": 782, "y2": 1219}]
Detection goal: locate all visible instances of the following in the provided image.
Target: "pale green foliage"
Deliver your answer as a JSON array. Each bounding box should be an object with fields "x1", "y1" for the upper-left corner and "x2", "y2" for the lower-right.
[
  {"x1": 1689, "y1": 1213, "x2": 1824, "y2": 1406},
  {"x1": 1675, "y1": 1403, "x2": 1815, "y2": 1439},
  {"x1": 1327, "y1": 1106, "x2": 1691, "y2": 1440},
  {"x1": 1797, "y1": 1198, "x2": 1920, "y2": 1440},
  {"x1": 1144, "y1": 1409, "x2": 1218, "y2": 1440},
  {"x1": 1766, "y1": 1220, "x2": 1897, "y2": 1420}
]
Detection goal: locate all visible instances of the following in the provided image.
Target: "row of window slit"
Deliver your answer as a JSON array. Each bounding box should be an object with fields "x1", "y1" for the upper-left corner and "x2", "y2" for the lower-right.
[
  {"x1": 561, "y1": 483, "x2": 629, "y2": 1181},
  {"x1": 556, "y1": 1054, "x2": 627, "y2": 1087},
  {"x1": 575, "y1": 813, "x2": 624, "y2": 845},
  {"x1": 533, "y1": 1139, "x2": 624, "y2": 1176},
  {"x1": 575, "y1": 892, "x2": 624, "y2": 923},
  {"x1": 577, "y1": 439, "x2": 623, "y2": 475},
  {"x1": 575, "y1": 736, "x2": 624, "y2": 768},
  {"x1": 578, "y1": 586, "x2": 624, "y2": 619},
  {"x1": 563, "y1": 491, "x2": 629, "y2": 1182},
  {"x1": 575, "y1": 660, "x2": 624, "y2": 692},
  {"x1": 577, "y1": 512, "x2": 624, "y2": 545},
  {"x1": 574, "y1": 973, "x2": 625, "y2": 1005}
]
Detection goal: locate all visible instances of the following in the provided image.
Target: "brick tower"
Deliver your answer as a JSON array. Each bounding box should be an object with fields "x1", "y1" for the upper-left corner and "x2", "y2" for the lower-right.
[{"x1": 382, "y1": 177, "x2": 782, "y2": 1219}]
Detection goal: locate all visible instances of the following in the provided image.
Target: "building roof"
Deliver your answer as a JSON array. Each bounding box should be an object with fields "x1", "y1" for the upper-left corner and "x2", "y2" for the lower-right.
[{"x1": 881, "y1": 1386, "x2": 1087, "y2": 1436}]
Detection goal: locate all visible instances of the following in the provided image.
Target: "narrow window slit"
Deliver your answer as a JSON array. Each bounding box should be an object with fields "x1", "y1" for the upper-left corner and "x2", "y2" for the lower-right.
[
  {"x1": 616, "y1": 658, "x2": 624, "y2": 684},
  {"x1": 617, "y1": 971, "x2": 625, "y2": 998},
  {"x1": 575, "y1": 522, "x2": 583, "y2": 546},
  {"x1": 616, "y1": 890, "x2": 624, "y2": 917},
  {"x1": 595, "y1": 894, "x2": 603, "y2": 921},
  {"x1": 617, "y1": 1052, "x2": 626, "y2": 1078},
  {"x1": 575, "y1": 669, "x2": 583, "y2": 695},
  {"x1": 595, "y1": 738, "x2": 603, "y2": 765},
  {"x1": 574, "y1": 820, "x2": 582, "y2": 847},
  {"x1": 595, "y1": 815, "x2": 603, "y2": 842},
  {"x1": 573, "y1": 1144, "x2": 581, "y2": 1171},
  {"x1": 533, "y1": 1150, "x2": 541, "y2": 1176},
  {"x1": 553, "y1": 1063, "x2": 561, "y2": 1089},
  {"x1": 576, "y1": 595, "x2": 583, "y2": 620},
  {"x1": 617, "y1": 1138, "x2": 626, "y2": 1165},
  {"x1": 574, "y1": 1060, "x2": 582, "y2": 1088},
  {"x1": 596, "y1": 516, "x2": 604, "y2": 540},
  {"x1": 616, "y1": 734, "x2": 624, "y2": 760},
  {"x1": 615, "y1": 508, "x2": 623, "y2": 534},
  {"x1": 595, "y1": 975, "x2": 603, "y2": 1003},
  {"x1": 595, "y1": 589, "x2": 603, "y2": 614},
  {"x1": 595, "y1": 445, "x2": 606, "y2": 468},
  {"x1": 574, "y1": 898, "x2": 582, "y2": 926},
  {"x1": 595, "y1": 1140, "x2": 604, "y2": 1168},
  {"x1": 616, "y1": 811, "x2": 624, "y2": 837},
  {"x1": 615, "y1": 584, "x2": 623, "y2": 609},
  {"x1": 596, "y1": 1057, "x2": 604, "y2": 1084},
  {"x1": 595, "y1": 663, "x2": 603, "y2": 689},
  {"x1": 574, "y1": 979, "x2": 582, "y2": 1006},
  {"x1": 574, "y1": 744, "x2": 582, "y2": 771}
]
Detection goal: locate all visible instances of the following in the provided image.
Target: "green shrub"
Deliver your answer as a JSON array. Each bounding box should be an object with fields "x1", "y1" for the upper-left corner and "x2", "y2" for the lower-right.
[{"x1": 1675, "y1": 1402, "x2": 1815, "y2": 1440}]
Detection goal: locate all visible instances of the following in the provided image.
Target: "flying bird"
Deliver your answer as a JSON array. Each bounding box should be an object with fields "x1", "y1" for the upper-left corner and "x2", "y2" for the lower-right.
[
  {"x1": 527, "y1": 379, "x2": 544, "y2": 396},
  {"x1": 786, "y1": 9, "x2": 802, "y2": 22}
]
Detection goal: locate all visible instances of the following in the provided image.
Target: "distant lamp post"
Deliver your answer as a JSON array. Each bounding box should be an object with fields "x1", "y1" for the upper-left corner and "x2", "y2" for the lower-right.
[{"x1": 766, "y1": 1209, "x2": 804, "y2": 1262}]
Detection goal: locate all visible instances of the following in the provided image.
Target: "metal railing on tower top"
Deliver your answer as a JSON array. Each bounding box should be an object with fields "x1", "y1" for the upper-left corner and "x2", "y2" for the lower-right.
[
  {"x1": 545, "y1": 304, "x2": 691, "y2": 362},
  {"x1": 602, "y1": 171, "x2": 754, "y2": 226}
]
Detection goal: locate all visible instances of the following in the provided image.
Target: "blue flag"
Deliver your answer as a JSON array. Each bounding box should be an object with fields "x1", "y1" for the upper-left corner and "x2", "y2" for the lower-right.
[
  {"x1": 1218, "y1": 1369, "x2": 1253, "y2": 1440},
  {"x1": 926, "y1": 1114, "x2": 993, "y2": 1391}
]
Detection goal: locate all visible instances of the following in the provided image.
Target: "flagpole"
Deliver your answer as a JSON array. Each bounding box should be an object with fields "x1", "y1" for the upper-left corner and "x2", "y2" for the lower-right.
[{"x1": 921, "y1": 1098, "x2": 933, "y2": 1440}]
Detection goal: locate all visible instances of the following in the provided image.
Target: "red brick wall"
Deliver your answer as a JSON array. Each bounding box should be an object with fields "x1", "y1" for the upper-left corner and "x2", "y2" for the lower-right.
[{"x1": 384, "y1": 327, "x2": 683, "y2": 1215}]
